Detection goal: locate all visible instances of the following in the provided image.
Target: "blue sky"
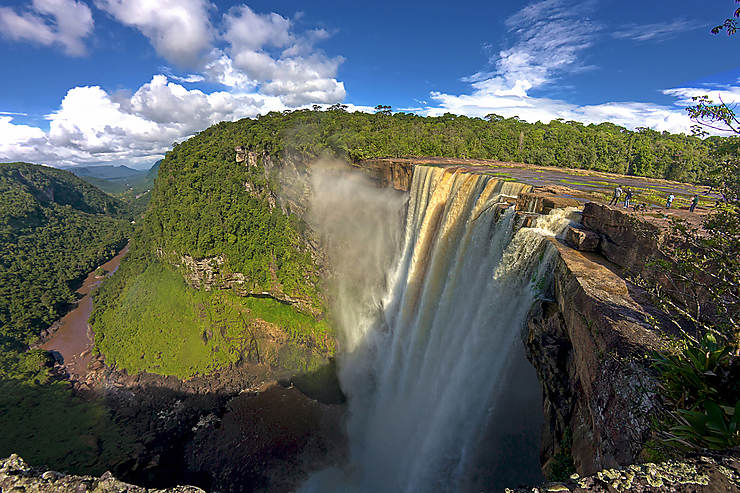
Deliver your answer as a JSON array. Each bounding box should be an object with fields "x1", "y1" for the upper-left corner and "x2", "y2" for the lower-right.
[{"x1": 0, "y1": 0, "x2": 738, "y2": 168}]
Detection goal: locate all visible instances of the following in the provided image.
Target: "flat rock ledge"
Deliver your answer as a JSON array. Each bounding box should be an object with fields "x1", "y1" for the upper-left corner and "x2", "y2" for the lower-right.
[
  {"x1": 507, "y1": 451, "x2": 740, "y2": 492},
  {"x1": 0, "y1": 455, "x2": 204, "y2": 493}
]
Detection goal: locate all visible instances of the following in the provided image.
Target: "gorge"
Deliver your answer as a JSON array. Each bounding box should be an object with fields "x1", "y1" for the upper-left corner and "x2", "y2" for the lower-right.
[
  {"x1": 2, "y1": 112, "x2": 739, "y2": 493},
  {"x1": 302, "y1": 165, "x2": 576, "y2": 492}
]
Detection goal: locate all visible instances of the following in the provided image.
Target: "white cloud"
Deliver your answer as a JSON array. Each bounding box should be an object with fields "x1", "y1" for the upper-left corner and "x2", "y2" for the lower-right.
[
  {"x1": 0, "y1": 75, "x2": 287, "y2": 166},
  {"x1": 475, "y1": 0, "x2": 598, "y2": 96},
  {"x1": 92, "y1": 2, "x2": 347, "y2": 106},
  {"x1": 613, "y1": 19, "x2": 700, "y2": 42},
  {"x1": 0, "y1": 0, "x2": 93, "y2": 56},
  {"x1": 0, "y1": 3, "x2": 351, "y2": 166},
  {"x1": 94, "y1": 0, "x2": 214, "y2": 66},
  {"x1": 418, "y1": 0, "x2": 727, "y2": 134},
  {"x1": 223, "y1": 5, "x2": 292, "y2": 51},
  {"x1": 203, "y1": 50, "x2": 255, "y2": 89},
  {"x1": 216, "y1": 5, "x2": 346, "y2": 106}
]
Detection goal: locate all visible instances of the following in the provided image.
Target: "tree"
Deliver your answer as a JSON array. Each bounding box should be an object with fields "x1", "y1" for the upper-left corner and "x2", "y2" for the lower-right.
[
  {"x1": 374, "y1": 104, "x2": 392, "y2": 115},
  {"x1": 646, "y1": 10, "x2": 740, "y2": 452},
  {"x1": 712, "y1": 0, "x2": 740, "y2": 36}
]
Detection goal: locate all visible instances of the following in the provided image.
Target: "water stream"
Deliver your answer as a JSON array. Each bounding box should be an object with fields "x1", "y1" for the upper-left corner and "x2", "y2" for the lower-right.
[
  {"x1": 41, "y1": 243, "x2": 129, "y2": 379},
  {"x1": 303, "y1": 166, "x2": 578, "y2": 492}
]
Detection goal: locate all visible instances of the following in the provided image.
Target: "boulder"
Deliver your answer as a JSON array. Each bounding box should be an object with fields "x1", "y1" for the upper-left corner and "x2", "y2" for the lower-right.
[
  {"x1": 565, "y1": 226, "x2": 600, "y2": 252},
  {"x1": 516, "y1": 189, "x2": 581, "y2": 214}
]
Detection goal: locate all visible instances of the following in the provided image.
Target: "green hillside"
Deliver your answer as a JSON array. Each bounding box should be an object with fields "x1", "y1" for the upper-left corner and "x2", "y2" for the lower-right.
[
  {"x1": 0, "y1": 162, "x2": 134, "y2": 473},
  {"x1": 89, "y1": 109, "x2": 738, "y2": 381}
]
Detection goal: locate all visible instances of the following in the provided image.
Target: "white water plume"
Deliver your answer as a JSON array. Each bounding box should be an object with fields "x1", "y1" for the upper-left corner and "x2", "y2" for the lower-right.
[
  {"x1": 304, "y1": 165, "x2": 578, "y2": 492},
  {"x1": 307, "y1": 160, "x2": 407, "y2": 354}
]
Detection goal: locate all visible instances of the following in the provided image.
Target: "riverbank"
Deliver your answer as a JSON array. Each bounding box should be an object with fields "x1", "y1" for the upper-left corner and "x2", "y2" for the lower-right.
[{"x1": 39, "y1": 243, "x2": 129, "y2": 380}]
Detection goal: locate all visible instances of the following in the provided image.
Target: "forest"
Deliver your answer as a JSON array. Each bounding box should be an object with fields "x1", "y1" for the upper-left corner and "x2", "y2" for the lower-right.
[
  {"x1": 202, "y1": 108, "x2": 733, "y2": 182},
  {"x1": 0, "y1": 162, "x2": 131, "y2": 382},
  {"x1": 126, "y1": 109, "x2": 736, "y2": 319}
]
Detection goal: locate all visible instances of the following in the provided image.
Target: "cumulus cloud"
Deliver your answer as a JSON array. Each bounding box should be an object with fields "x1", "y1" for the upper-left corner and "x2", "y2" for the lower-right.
[
  {"x1": 94, "y1": 0, "x2": 214, "y2": 66},
  {"x1": 0, "y1": 3, "x2": 351, "y2": 166},
  {"x1": 0, "y1": 75, "x2": 286, "y2": 166},
  {"x1": 0, "y1": 0, "x2": 94, "y2": 56},
  {"x1": 613, "y1": 19, "x2": 701, "y2": 42},
  {"x1": 216, "y1": 5, "x2": 346, "y2": 105},
  {"x1": 91, "y1": 1, "x2": 346, "y2": 106}
]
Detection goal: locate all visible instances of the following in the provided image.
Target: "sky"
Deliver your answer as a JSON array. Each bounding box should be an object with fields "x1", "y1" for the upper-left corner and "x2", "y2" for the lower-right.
[{"x1": 0, "y1": 0, "x2": 738, "y2": 168}]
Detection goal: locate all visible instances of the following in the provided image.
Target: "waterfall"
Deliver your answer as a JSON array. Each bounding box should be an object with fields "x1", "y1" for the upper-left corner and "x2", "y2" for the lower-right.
[{"x1": 303, "y1": 166, "x2": 578, "y2": 492}]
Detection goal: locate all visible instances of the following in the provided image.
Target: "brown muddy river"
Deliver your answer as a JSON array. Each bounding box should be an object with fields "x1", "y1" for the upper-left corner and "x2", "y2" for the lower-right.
[{"x1": 42, "y1": 244, "x2": 129, "y2": 379}]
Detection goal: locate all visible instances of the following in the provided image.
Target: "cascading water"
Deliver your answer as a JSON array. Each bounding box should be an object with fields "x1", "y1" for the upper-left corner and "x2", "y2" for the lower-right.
[{"x1": 303, "y1": 165, "x2": 578, "y2": 492}]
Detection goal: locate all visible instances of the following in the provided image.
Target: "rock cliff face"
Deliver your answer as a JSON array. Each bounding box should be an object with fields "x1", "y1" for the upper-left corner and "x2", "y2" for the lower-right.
[
  {"x1": 525, "y1": 238, "x2": 664, "y2": 477},
  {"x1": 516, "y1": 187, "x2": 582, "y2": 214},
  {"x1": 351, "y1": 159, "x2": 414, "y2": 191},
  {"x1": 581, "y1": 203, "x2": 668, "y2": 279}
]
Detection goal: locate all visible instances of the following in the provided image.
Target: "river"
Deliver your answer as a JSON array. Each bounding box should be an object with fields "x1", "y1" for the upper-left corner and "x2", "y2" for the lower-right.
[{"x1": 41, "y1": 243, "x2": 129, "y2": 379}]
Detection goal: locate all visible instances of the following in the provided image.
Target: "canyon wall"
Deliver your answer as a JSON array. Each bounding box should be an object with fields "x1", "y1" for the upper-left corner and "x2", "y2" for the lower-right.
[{"x1": 521, "y1": 197, "x2": 675, "y2": 477}]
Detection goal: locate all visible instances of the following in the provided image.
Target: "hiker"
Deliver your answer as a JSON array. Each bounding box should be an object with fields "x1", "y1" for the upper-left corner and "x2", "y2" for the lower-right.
[
  {"x1": 665, "y1": 194, "x2": 674, "y2": 209},
  {"x1": 624, "y1": 188, "x2": 633, "y2": 208},
  {"x1": 690, "y1": 194, "x2": 699, "y2": 213},
  {"x1": 609, "y1": 185, "x2": 622, "y2": 205}
]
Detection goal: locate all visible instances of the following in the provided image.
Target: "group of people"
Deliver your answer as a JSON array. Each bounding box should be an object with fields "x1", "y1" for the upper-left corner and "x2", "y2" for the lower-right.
[
  {"x1": 608, "y1": 185, "x2": 700, "y2": 212},
  {"x1": 607, "y1": 185, "x2": 634, "y2": 208}
]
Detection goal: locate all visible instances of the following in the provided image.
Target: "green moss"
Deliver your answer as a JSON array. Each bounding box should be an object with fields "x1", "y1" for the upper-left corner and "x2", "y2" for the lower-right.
[
  {"x1": 93, "y1": 261, "x2": 334, "y2": 379},
  {"x1": 547, "y1": 430, "x2": 576, "y2": 482}
]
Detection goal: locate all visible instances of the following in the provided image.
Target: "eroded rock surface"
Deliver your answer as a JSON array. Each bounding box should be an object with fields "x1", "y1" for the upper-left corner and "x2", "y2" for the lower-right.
[
  {"x1": 526, "y1": 238, "x2": 665, "y2": 476},
  {"x1": 580, "y1": 202, "x2": 667, "y2": 278},
  {"x1": 516, "y1": 187, "x2": 582, "y2": 214},
  {"x1": 506, "y1": 450, "x2": 740, "y2": 492},
  {"x1": 0, "y1": 454, "x2": 204, "y2": 492}
]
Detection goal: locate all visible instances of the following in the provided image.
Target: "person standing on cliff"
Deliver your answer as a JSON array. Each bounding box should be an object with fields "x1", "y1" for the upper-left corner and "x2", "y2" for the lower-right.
[
  {"x1": 609, "y1": 185, "x2": 622, "y2": 205},
  {"x1": 666, "y1": 194, "x2": 675, "y2": 209},
  {"x1": 624, "y1": 188, "x2": 633, "y2": 208},
  {"x1": 690, "y1": 194, "x2": 699, "y2": 212}
]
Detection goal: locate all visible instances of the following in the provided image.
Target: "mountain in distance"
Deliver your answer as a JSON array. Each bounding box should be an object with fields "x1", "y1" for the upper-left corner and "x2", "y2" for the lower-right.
[{"x1": 61, "y1": 162, "x2": 160, "y2": 197}]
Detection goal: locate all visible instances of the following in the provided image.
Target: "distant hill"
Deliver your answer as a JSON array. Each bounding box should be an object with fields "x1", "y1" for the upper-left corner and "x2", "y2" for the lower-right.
[
  {"x1": 63, "y1": 165, "x2": 144, "y2": 181},
  {"x1": 62, "y1": 163, "x2": 158, "y2": 196}
]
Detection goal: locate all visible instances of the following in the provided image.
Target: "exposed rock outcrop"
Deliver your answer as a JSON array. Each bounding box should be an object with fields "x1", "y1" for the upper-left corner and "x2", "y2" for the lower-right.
[
  {"x1": 581, "y1": 202, "x2": 667, "y2": 278},
  {"x1": 516, "y1": 187, "x2": 582, "y2": 214},
  {"x1": 526, "y1": 238, "x2": 664, "y2": 477},
  {"x1": 0, "y1": 454, "x2": 204, "y2": 492},
  {"x1": 566, "y1": 226, "x2": 600, "y2": 252},
  {"x1": 352, "y1": 159, "x2": 414, "y2": 191},
  {"x1": 506, "y1": 450, "x2": 740, "y2": 492}
]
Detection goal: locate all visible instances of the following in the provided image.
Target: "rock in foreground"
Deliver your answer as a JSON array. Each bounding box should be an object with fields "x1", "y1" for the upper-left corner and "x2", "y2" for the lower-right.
[
  {"x1": 506, "y1": 451, "x2": 740, "y2": 492},
  {"x1": 0, "y1": 454, "x2": 204, "y2": 492}
]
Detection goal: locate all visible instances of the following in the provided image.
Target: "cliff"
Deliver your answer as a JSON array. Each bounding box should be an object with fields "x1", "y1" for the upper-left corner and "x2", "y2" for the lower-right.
[
  {"x1": 525, "y1": 237, "x2": 665, "y2": 477},
  {"x1": 351, "y1": 158, "x2": 414, "y2": 191}
]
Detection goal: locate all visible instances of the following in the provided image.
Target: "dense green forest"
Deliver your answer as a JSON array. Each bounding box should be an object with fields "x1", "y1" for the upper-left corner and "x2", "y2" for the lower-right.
[
  {"x1": 128, "y1": 109, "x2": 732, "y2": 313},
  {"x1": 0, "y1": 163, "x2": 134, "y2": 472},
  {"x1": 63, "y1": 161, "x2": 161, "y2": 218},
  {"x1": 0, "y1": 163, "x2": 131, "y2": 354},
  {"x1": 89, "y1": 109, "x2": 734, "y2": 383},
  {"x1": 200, "y1": 108, "x2": 730, "y2": 182}
]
